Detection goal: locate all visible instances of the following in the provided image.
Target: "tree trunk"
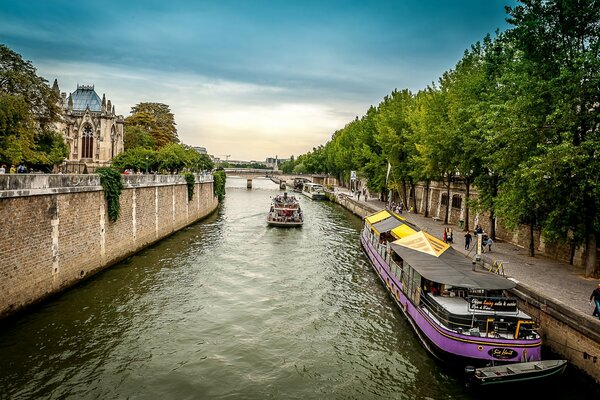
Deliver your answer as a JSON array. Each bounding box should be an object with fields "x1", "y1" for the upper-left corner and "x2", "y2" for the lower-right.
[
  {"x1": 444, "y1": 175, "x2": 451, "y2": 225},
  {"x1": 411, "y1": 183, "x2": 418, "y2": 214},
  {"x1": 490, "y1": 175, "x2": 498, "y2": 240},
  {"x1": 584, "y1": 232, "x2": 597, "y2": 278},
  {"x1": 464, "y1": 180, "x2": 470, "y2": 232},
  {"x1": 528, "y1": 220, "x2": 535, "y2": 257},
  {"x1": 402, "y1": 180, "x2": 408, "y2": 209},
  {"x1": 424, "y1": 180, "x2": 430, "y2": 217}
]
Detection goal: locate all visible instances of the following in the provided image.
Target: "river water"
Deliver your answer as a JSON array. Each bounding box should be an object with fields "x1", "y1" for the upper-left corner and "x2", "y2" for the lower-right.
[{"x1": 0, "y1": 177, "x2": 596, "y2": 399}]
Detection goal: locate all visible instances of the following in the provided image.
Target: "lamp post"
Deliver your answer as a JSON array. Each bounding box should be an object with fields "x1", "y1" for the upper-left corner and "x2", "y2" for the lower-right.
[{"x1": 145, "y1": 156, "x2": 149, "y2": 175}]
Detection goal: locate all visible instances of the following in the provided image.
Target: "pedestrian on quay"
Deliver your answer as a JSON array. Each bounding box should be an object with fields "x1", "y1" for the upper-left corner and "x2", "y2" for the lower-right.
[
  {"x1": 443, "y1": 228, "x2": 448, "y2": 243},
  {"x1": 464, "y1": 231, "x2": 472, "y2": 250},
  {"x1": 447, "y1": 228, "x2": 453, "y2": 244},
  {"x1": 0, "y1": 164, "x2": 5, "y2": 174},
  {"x1": 590, "y1": 283, "x2": 600, "y2": 319}
]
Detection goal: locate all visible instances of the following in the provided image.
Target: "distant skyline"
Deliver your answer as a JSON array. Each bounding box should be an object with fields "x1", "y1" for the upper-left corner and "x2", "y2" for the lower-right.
[{"x1": 1, "y1": 0, "x2": 517, "y2": 161}]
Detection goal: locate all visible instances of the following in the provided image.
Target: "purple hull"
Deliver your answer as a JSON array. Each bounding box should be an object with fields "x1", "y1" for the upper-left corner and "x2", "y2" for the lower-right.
[{"x1": 360, "y1": 232, "x2": 542, "y2": 365}]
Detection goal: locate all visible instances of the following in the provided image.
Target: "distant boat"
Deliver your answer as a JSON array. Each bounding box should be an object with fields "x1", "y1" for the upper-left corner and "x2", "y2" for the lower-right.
[
  {"x1": 279, "y1": 180, "x2": 287, "y2": 190},
  {"x1": 267, "y1": 193, "x2": 303, "y2": 227},
  {"x1": 302, "y1": 182, "x2": 327, "y2": 200},
  {"x1": 466, "y1": 359, "x2": 567, "y2": 387}
]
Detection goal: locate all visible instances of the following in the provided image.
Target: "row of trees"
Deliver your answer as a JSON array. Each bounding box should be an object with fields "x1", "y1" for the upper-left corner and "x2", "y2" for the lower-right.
[
  {"x1": 286, "y1": 0, "x2": 599, "y2": 276},
  {"x1": 0, "y1": 45, "x2": 68, "y2": 170}
]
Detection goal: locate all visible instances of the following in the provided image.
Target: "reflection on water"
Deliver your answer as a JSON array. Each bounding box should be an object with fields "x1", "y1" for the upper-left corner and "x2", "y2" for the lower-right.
[{"x1": 0, "y1": 177, "x2": 596, "y2": 399}]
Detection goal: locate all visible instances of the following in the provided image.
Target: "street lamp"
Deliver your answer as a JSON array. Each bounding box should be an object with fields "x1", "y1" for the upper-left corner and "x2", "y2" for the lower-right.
[{"x1": 145, "y1": 156, "x2": 149, "y2": 174}]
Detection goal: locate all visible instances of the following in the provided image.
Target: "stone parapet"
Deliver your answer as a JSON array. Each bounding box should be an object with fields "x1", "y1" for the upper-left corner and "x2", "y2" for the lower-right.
[{"x1": 0, "y1": 173, "x2": 213, "y2": 198}]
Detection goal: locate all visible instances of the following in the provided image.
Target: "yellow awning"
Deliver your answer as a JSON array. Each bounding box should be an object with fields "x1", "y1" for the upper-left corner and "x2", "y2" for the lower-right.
[
  {"x1": 391, "y1": 231, "x2": 450, "y2": 257},
  {"x1": 365, "y1": 210, "x2": 391, "y2": 225},
  {"x1": 390, "y1": 224, "x2": 418, "y2": 240}
]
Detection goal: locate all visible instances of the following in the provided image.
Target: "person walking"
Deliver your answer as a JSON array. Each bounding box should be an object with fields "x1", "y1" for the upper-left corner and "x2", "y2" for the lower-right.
[
  {"x1": 464, "y1": 231, "x2": 472, "y2": 250},
  {"x1": 590, "y1": 283, "x2": 600, "y2": 319},
  {"x1": 443, "y1": 228, "x2": 447, "y2": 243}
]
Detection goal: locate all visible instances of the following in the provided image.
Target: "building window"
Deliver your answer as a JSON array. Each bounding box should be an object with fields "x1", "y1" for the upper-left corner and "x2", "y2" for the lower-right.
[
  {"x1": 82, "y1": 125, "x2": 93, "y2": 158},
  {"x1": 441, "y1": 193, "x2": 448, "y2": 206},
  {"x1": 452, "y1": 194, "x2": 462, "y2": 209}
]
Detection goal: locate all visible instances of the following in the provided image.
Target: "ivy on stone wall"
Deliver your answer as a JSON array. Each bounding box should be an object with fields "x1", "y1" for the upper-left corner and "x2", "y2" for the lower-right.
[
  {"x1": 96, "y1": 167, "x2": 123, "y2": 222},
  {"x1": 184, "y1": 172, "x2": 195, "y2": 201},
  {"x1": 213, "y1": 170, "x2": 226, "y2": 202}
]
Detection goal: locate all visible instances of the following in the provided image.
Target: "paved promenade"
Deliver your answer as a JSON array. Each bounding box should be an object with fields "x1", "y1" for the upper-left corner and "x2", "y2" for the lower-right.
[{"x1": 334, "y1": 188, "x2": 600, "y2": 320}]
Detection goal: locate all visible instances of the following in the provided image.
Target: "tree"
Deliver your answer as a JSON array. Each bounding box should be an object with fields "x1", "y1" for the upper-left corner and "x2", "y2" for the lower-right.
[
  {"x1": 124, "y1": 125, "x2": 155, "y2": 150},
  {"x1": 506, "y1": 0, "x2": 600, "y2": 276},
  {"x1": 126, "y1": 103, "x2": 178, "y2": 149},
  {"x1": 0, "y1": 45, "x2": 65, "y2": 168}
]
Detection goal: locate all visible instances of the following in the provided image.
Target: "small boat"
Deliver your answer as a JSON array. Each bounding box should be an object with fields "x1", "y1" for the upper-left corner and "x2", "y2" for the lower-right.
[
  {"x1": 466, "y1": 359, "x2": 567, "y2": 387},
  {"x1": 279, "y1": 180, "x2": 287, "y2": 190},
  {"x1": 302, "y1": 182, "x2": 327, "y2": 200},
  {"x1": 267, "y1": 193, "x2": 303, "y2": 227},
  {"x1": 360, "y1": 210, "x2": 543, "y2": 366}
]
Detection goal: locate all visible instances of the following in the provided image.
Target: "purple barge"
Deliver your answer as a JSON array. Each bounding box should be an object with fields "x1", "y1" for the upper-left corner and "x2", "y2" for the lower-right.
[{"x1": 360, "y1": 210, "x2": 542, "y2": 367}]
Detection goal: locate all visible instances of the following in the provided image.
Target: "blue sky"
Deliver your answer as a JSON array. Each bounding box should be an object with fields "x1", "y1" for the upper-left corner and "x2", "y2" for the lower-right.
[{"x1": 1, "y1": 0, "x2": 516, "y2": 161}]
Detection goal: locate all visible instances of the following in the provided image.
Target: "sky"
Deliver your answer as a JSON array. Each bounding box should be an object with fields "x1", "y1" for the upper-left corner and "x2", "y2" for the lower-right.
[{"x1": 0, "y1": 0, "x2": 516, "y2": 161}]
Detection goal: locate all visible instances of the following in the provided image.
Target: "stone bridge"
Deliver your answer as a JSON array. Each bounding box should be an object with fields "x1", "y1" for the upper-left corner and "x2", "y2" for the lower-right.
[{"x1": 223, "y1": 169, "x2": 313, "y2": 189}]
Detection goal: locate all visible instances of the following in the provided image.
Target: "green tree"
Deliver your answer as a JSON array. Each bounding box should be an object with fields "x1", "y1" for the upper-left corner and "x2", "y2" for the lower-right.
[
  {"x1": 0, "y1": 45, "x2": 65, "y2": 168},
  {"x1": 505, "y1": 0, "x2": 600, "y2": 275},
  {"x1": 128, "y1": 103, "x2": 178, "y2": 148},
  {"x1": 124, "y1": 125, "x2": 155, "y2": 150}
]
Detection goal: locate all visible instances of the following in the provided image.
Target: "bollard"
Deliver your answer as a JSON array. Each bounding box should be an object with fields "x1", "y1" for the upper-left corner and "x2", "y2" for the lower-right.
[{"x1": 247, "y1": 178, "x2": 252, "y2": 189}]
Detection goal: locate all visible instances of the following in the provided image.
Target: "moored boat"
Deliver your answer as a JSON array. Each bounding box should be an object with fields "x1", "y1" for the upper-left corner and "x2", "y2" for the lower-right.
[
  {"x1": 466, "y1": 359, "x2": 567, "y2": 387},
  {"x1": 360, "y1": 210, "x2": 543, "y2": 367},
  {"x1": 302, "y1": 182, "x2": 327, "y2": 200},
  {"x1": 267, "y1": 193, "x2": 303, "y2": 227}
]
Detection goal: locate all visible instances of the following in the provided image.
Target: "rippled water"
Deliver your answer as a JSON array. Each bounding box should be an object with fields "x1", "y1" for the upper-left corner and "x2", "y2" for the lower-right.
[{"x1": 0, "y1": 178, "x2": 596, "y2": 399}]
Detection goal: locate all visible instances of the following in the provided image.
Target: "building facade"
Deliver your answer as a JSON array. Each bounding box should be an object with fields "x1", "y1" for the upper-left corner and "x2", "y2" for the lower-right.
[{"x1": 52, "y1": 80, "x2": 125, "y2": 169}]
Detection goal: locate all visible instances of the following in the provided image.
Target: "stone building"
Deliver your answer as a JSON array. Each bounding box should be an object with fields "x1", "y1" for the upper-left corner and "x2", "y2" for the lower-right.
[{"x1": 52, "y1": 80, "x2": 124, "y2": 170}]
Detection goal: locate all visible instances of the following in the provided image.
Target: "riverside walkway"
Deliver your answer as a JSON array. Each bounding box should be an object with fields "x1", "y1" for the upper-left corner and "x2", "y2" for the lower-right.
[{"x1": 333, "y1": 187, "x2": 600, "y2": 319}]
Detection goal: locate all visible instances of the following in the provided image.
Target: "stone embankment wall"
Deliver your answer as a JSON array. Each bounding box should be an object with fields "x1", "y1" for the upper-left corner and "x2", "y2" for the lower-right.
[
  {"x1": 0, "y1": 174, "x2": 219, "y2": 319},
  {"x1": 513, "y1": 284, "x2": 600, "y2": 383}
]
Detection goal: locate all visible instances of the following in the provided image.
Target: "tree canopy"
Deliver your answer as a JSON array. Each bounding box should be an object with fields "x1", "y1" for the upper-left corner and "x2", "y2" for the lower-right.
[
  {"x1": 285, "y1": 0, "x2": 600, "y2": 276},
  {"x1": 124, "y1": 102, "x2": 178, "y2": 149},
  {"x1": 0, "y1": 44, "x2": 67, "y2": 168}
]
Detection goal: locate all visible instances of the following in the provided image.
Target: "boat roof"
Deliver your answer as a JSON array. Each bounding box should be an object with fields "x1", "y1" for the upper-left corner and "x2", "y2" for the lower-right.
[
  {"x1": 365, "y1": 210, "x2": 420, "y2": 238},
  {"x1": 364, "y1": 210, "x2": 515, "y2": 290},
  {"x1": 389, "y1": 240, "x2": 515, "y2": 289}
]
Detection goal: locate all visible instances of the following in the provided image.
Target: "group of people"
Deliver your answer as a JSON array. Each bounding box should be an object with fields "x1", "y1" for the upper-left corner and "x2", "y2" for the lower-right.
[
  {"x1": 462, "y1": 225, "x2": 493, "y2": 252},
  {"x1": 389, "y1": 201, "x2": 404, "y2": 214},
  {"x1": 0, "y1": 164, "x2": 27, "y2": 174},
  {"x1": 443, "y1": 227, "x2": 453, "y2": 244}
]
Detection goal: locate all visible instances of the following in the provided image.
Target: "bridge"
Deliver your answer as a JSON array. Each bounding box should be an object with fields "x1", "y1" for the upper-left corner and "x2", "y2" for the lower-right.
[{"x1": 223, "y1": 169, "x2": 312, "y2": 189}]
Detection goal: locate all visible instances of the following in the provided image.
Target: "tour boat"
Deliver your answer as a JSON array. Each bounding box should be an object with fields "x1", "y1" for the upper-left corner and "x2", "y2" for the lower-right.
[
  {"x1": 267, "y1": 193, "x2": 303, "y2": 227},
  {"x1": 466, "y1": 359, "x2": 567, "y2": 387},
  {"x1": 360, "y1": 210, "x2": 543, "y2": 367},
  {"x1": 301, "y1": 182, "x2": 327, "y2": 200}
]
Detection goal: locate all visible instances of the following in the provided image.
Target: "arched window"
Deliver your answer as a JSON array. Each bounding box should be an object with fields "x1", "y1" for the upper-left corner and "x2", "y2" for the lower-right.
[
  {"x1": 110, "y1": 126, "x2": 116, "y2": 159},
  {"x1": 82, "y1": 124, "x2": 93, "y2": 158}
]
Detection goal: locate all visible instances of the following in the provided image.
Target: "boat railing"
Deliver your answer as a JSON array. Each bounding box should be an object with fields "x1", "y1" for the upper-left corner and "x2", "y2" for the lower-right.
[{"x1": 419, "y1": 294, "x2": 530, "y2": 338}]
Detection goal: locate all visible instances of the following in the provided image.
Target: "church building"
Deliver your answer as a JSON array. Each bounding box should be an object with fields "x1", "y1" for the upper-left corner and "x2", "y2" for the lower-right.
[{"x1": 52, "y1": 80, "x2": 125, "y2": 169}]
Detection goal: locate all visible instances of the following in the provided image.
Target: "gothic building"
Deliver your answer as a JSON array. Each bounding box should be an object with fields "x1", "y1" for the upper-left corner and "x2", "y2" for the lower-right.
[{"x1": 52, "y1": 80, "x2": 124, "y2": 169}]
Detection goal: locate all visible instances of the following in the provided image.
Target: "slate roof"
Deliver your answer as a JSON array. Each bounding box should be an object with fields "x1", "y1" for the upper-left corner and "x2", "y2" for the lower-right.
[{"x1": 69, "y1": 85, "x2": 102, "y2": 112}]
